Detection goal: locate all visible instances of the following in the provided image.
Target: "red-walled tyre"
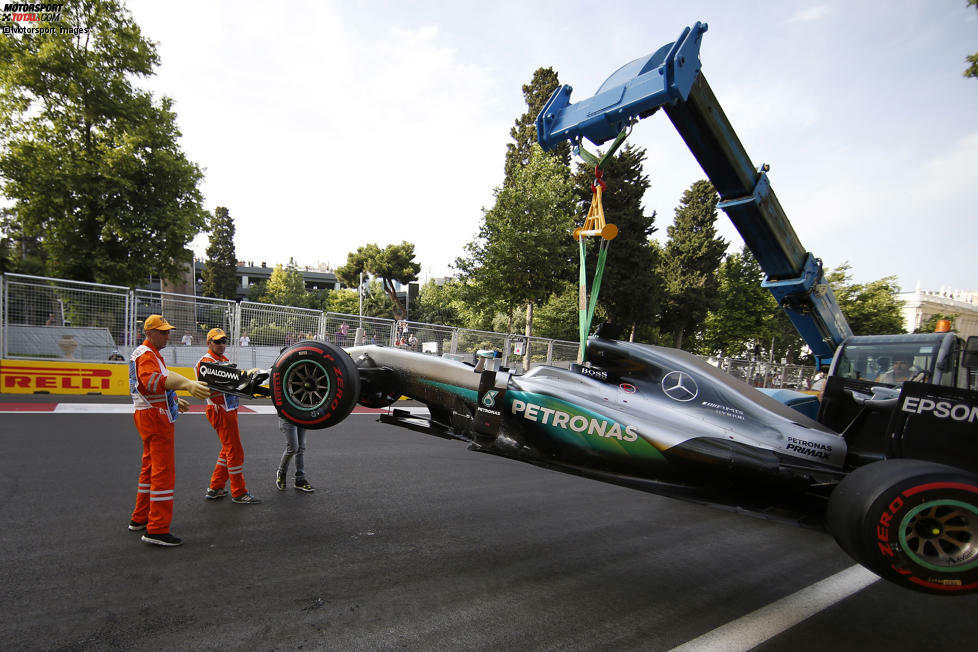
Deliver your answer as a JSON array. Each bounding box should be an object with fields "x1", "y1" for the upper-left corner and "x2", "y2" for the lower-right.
[
  {"x1": 271, "y1": 341, "x2": 360, "y2": 429},
  {"x1": 827, "y1": 459, "x2": 978, "y2": 595}
]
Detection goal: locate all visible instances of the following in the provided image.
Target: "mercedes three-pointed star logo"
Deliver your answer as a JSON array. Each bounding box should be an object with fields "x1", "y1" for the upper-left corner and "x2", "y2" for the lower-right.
[{"x1": 661, "y1": 371, "x2": 698, "y2": 402}]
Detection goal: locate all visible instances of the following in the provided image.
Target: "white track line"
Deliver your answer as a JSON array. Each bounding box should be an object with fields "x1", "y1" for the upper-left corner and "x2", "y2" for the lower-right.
[
  {"x1": 0, "y1": 404, "x2": 430, "y2": 416},
  {"x1": 668, "y1": 565, "x2": 879, "y2": 652}
]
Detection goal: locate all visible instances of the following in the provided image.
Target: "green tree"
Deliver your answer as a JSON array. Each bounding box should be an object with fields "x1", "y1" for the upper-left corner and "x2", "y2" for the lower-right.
[
  {"x1": 698, "y1": 247, "x2": 773, "y2": 357},
  {"x1": 534, "y1": 281, "x2": 588, "y2": 342},
  {"x1": 0, "y1": 1, "x2": 208, "y2": 286},
  {"x1": 201, "y1": 206, "x2": 237, "y2": 299},
  {"x1": 327, "y1": 289, "x2": 361, "y2": 315},
  {"x1": 697, "y1": 246, "x2": 805, "y2": 362},
  {"x1": 966, "y1": 0, "x2": 978, "y2": 78},
  {"x1": 827, "y1": 263, "x2": 906, "y2": 335},
  {"x1": 327, "y1": 280, "x2": 393, "y2": 318},
  {"x1": 413, "y1": 277, "x2": 500, "y2": 330},
  {"x1": 503, "y1": 67, "x2": 571, "y2": 186},
  {"x1": 261, "y1": 258, "x2": 309, "y2": 307},
  {"x1": 414, "y1": 278, "x2": 464, "y2": 327},
  {"x1": 457, "y1": 145, "x2": 576, "y2": 363},
  {"x1": 0, "y1": 209, "x2": 46, "y2": 275},
  {"x1": 245, "y1": 280, "x2": 267, "y2": 303},
  {"x1": 335, "y1": 242, "x2": 421, "y2": 321},
  {"x1": 658, "y1": 180, "x2": 728, "y2": 349},
  {"x1": 572, "y1": 144, "x2": 661, "y2": 340}
]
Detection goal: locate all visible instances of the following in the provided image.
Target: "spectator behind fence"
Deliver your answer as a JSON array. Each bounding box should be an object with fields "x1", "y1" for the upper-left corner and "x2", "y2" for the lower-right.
[
  {"x1": 127, "y1": 314, "x2": 210, "y2": 548},
  {"x1": 181, "y1": 330, "x2": 193, "y2": 346},
  {"x1": 337, "y1": 322, "x2": 350, "y2": 347},
  {"x1": 239, "y1": 331, "x2": 250, "y2": 347},
  {"x1": 108, "y1": 350, "x2": 125, "y2": 361}
]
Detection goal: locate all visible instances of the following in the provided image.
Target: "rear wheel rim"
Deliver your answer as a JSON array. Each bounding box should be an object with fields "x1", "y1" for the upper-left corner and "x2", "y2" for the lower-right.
[
  {"x1": 283, "y1": 359, "x2": 331, "y2": 411},
  {"x1": 899, "y1": 499, "x2": 978, "y2": 572}
]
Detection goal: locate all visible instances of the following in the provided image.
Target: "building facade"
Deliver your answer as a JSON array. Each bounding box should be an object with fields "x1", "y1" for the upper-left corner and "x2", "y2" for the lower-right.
[{"x1": 897, "y1": 286, "x2": 978, "y2": 339}]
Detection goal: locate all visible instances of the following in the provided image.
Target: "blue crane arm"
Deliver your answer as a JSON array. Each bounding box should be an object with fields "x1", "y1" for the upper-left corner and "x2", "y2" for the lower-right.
[{"x1": 537, "y1": 21, "x2": 852, "y2": 365}]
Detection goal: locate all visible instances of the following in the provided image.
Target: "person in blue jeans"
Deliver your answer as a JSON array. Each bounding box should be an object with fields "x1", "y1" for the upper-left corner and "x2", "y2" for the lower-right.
[{"x1": 276, "y1": 417, "x2": 314, "y2": 492}]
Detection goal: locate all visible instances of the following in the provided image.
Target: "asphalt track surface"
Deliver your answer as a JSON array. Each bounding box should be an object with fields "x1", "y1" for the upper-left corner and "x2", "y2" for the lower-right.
[{"x1": 2, "y1": 397, "x2": 978, "y2": 650}]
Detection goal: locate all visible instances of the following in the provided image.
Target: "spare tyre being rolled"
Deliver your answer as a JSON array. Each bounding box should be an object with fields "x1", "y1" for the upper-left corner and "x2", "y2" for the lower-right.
[{"x1": 271, "y1": 340, "x2": 360, "y2": 429}]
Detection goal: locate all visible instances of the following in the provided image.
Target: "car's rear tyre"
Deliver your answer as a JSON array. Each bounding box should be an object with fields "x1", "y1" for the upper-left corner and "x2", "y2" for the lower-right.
[
  {"x1": 827, "y1": 459, "x2": 978, "y2": 595},
  {"x1": 271, "y1": 341, "x2": 360, "y2": 429}
]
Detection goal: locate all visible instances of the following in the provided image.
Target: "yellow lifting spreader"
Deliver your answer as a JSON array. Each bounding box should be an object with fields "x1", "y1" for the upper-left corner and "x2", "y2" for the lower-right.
[{"x1": 574, "y1": 168, "x2": 618, "y2": 242}]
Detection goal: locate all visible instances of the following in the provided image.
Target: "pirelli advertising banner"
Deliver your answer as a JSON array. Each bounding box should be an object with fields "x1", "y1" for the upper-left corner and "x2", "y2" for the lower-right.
[
  {"x1": 891, "y1": 381, "x2": 978, "y2": 468},
  {"x1": 0, "y1": 359, "x2": 196, "y2": 396}
]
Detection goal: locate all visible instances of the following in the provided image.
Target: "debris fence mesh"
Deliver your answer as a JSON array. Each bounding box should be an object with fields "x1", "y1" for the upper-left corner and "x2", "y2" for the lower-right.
[{"x1": 1, "y1": 272, "x2": 817, "y2": 387}]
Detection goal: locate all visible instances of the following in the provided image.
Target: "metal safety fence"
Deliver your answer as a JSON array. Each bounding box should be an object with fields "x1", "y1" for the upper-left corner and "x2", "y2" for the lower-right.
[
  {"x1": 235, "y1": 301, "x2": 326, "y2": 369},
  {"x1": 2, "y1": 274, "x2": 130, "y2": 363},
  {"x1": 132, "y1": 289, "x2": 237, "y2": 367},
  {"x1": 0, "y1": 272, "x2": 817, "y2": 388}
]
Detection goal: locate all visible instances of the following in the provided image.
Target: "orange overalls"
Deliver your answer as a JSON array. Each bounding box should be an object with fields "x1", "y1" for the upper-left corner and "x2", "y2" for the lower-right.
[
  {"x1": 129, "y1": 340, "x2": 181, "y2": 535},
  {"x1": 196, "y1": 352, "x2": 248, "y2": 498}
]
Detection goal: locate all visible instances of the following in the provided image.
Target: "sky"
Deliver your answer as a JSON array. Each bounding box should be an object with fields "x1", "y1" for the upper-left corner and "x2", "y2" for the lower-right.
[{"x1": 123, "y1": 0, "x2": 978, "y2": 294}]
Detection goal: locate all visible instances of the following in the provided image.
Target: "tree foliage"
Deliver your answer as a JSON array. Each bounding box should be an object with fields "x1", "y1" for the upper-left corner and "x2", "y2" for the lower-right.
[
  {"x1": 533, "y1": 281, "x2": 589, "y2": 341},
  {"x1": 414, "y1": 279, "x2": 466, "y2": 327},
  {"x1": 0, "y1": 1, "x2": 208, "y2": 286},
  {"x1": 335, "y1": 242, "x2": 421, "y2": 321},
  {"x1": 698, "y1": 246, "x2": 775, "y2": 357},
  {"x1": 696, "y1": 246, "x2": 805, "y2": 362},
  {"x1": 327, "y1": 280, "x2": 391, "y2": 317},
  {"x1": 260, "y1": 258, "x2": 310, "y2": 308},
  {"x1": 503, "y1": 67, "x2": 570, "y2": 187},
  {"x1": 201, "y1": 206, "x2": 237, "y2": 299},
  {"x1": 827, "y1": 263, "x2": 906, "y2": 335},
  {"x1": 456, "y1": 145, "x2": 576, "y2": 336},
  {"x1": 572, "y1": 144, "x2": 660, "y2": 340},
  {"x1": 657, "y1": 180, "x2": 728, "y2": 349},
  {"x1": 0, "y1": 208, "x2": 45, "y2": 275},
  {"x1": 966, "y1": 0, "x2": 978, "y2": 78}
]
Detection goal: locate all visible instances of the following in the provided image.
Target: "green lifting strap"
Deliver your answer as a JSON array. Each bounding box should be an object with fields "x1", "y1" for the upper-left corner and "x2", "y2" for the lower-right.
[
  {"x1": 573, "y1": 124, "x2": 632, "y2": 169},
  {"x1": 577, "y1": 236, "x2": 611, "y2": 363}
]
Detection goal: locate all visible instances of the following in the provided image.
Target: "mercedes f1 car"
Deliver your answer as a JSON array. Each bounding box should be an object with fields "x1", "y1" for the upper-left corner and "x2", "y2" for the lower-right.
[
  {"x1": 201, "y1": 20, "x2": 978, "y2": 596},
  {"x1": 201, "y1": 330, "x2": 978, "y2": 597}
]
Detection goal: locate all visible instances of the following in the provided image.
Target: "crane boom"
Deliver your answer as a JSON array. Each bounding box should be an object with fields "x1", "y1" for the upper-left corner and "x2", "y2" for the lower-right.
[{"x1": 536, "y1": 22, "x2": 852, "y2": 365}]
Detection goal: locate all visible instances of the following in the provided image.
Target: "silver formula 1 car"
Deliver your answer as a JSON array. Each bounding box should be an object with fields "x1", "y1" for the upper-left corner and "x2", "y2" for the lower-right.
[{"x1": 204, "y1": 330, "x2": 978, "y2": 596}]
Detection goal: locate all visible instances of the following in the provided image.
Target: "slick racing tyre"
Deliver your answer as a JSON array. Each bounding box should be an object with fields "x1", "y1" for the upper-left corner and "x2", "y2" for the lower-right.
[
  {"x1": 271, "y1": 340, "x2": 360, "y2": 429},
  {"x1": 827, "y1": 459, "x2": 978, "y2": 595}
]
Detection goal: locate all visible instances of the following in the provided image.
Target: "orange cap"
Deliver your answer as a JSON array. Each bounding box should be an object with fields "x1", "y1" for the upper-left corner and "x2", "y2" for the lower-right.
[
  {"x1": 144, "y1": 315, "x2": 175, "y2": 331},
  {"x1": 207, "y1": 327, "x2": 228, "y2": 342}
]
